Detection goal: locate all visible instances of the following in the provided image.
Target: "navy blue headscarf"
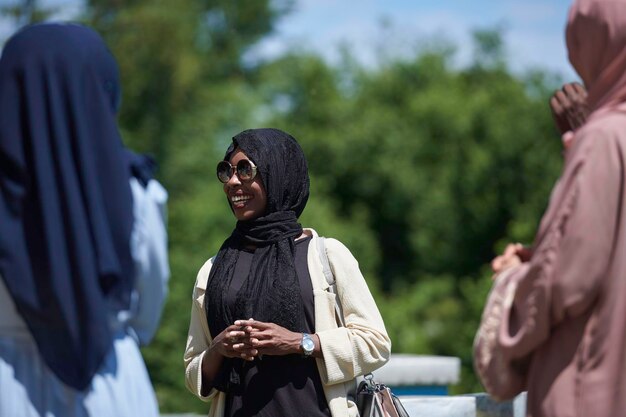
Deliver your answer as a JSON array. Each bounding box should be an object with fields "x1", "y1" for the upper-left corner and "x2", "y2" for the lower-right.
[{"x1": 0, "y1": 23, "x2": 136, "y2": 390}]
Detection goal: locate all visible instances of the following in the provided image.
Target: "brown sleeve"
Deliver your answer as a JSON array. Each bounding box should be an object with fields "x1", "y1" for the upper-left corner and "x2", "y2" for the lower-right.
[{"x1": 474, "y1": 131, "x2": 623, "y2": 399}]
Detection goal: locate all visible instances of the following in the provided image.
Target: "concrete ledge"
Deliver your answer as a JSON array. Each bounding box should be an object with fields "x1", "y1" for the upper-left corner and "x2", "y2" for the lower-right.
[
  {"x1": 375, "y1": 354, "x2": 460, "y2": 386},
  {"x1": 399, "y1": 392, "x2": 526, "y2": 417},
  {"x1": 400, "y1": 395, "x2": 476, "y2": 417},
  {"x1": 471, "y1": 392, "x2": 527, "y2": 417}
]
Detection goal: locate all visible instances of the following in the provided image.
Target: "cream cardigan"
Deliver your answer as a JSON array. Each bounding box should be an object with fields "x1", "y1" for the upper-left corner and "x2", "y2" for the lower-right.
[{"x1": 183, "y1": 228, "x2": 391, "y2": 417}]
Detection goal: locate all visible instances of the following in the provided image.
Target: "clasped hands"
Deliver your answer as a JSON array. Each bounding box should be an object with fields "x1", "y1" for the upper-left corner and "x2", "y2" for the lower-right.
[{"x1": 211, "y1": 319, "x2": 303, "y2": 361}]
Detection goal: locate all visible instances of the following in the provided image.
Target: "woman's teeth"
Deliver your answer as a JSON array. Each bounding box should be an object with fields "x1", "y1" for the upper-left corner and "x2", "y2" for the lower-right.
[{"x1": 231, "y1": 195, "x2": 251, "y2": 205}]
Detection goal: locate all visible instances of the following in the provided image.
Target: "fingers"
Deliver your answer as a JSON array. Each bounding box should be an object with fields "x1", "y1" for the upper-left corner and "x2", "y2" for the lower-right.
[
  {"x1": 235, "y1": 318, "x2": 267, "y2": 330},
  {"x1": 232, "y1": 343, "x2": 258, "y2": 361},
  {"x1": 553, "y1": 89, "x2": 571, "y2": 110},
  {"x1": 491, "y1": 255, "x2": 515, "y2": 275},
  {"x1": 552, "y1": 89, "x2": 574, "y2": 121},
  {"x1": 216, "y1": 319, "x2": 260, "y2": 361},
  {"x1": 244, "y1": 323, "x2": 285, "y2": 342},
  {"x1": 503, "y1": 243, "x2": 520, "y2": 258},
  {"x1": 515, "y1": 245, "x2": 533, "y2": 262},
  {"x1": 563, "y1": 82, "x2": 587, "y2": 101},
  {"x1": 503, "y1": 255, "x2": 521, "y2": 270},
  {"x1": 491, "y1": 255, "x2": 504, "y2": 273},
  {"x1": 212, "y1": 323, "x2": 255, "y2": 359},
  {"x1": 550, "y1": 93, "x2": 570, "y2": 135},
  {"x1": 573, "y1": 82, "x2": 586, "y2": 95},
  {"x1": 550, "y1": 95, "x2": 564, "y2": 115},
  {"x1": 493, "y1": 254, "x2": 521, "y2": 274},
  {"x1": 219, "y1": 335, "x2": 257, "y2": 360},
  {"x1": 226, "y1": 326, "x2": 254, "y2": 344},
  {"x1": 550, "y1": 82, "x2": 589, "y2": 135},
  {"x1": 492, "y1": 242, "x2": 527, "y2": 274},
  {"x1": 562, "y1": 83, "x2": 577, "y2": 101},
  {"x1": 233, "y1": 321, "x2": 299, "y2": 356},
  {"x1": 551, "y1": 82, "x2": 589, "y2": 135},
  {"x1": 227, "y1": 329, "x2": 247, "y2": 339},
  {"x1": 223, "y1": 320, "x2": 255, "y2": 342}
]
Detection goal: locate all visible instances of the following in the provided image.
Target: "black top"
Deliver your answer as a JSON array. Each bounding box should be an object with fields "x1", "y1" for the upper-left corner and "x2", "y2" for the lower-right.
[{"x1": 224, "y1": 236, "x2": 331, "y2": 417}]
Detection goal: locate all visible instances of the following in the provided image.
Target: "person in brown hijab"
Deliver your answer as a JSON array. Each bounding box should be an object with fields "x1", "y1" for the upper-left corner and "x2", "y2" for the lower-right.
[{"x1": 474, "y1": 1, "x2": 626, "y2": 416}]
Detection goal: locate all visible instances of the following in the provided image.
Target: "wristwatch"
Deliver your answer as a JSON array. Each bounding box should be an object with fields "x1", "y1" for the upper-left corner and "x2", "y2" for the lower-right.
[{"x1": 301, "y1": 333, "x2": 315, "y2": 357}]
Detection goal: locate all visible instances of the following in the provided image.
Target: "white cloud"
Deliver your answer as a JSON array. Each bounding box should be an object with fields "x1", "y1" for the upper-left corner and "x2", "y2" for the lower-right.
[{"x1": 248, "y1": 0, "x2": 575, "y2": 77}]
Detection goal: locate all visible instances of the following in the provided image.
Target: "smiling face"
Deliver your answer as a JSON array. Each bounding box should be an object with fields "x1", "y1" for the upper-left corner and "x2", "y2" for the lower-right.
[{"x1": 223, "y1": 148, "x2": 267, "y2": 221}]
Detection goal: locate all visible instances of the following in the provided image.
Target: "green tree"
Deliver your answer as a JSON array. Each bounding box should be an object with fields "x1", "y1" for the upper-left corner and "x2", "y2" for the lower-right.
[
  {"x1": 255, "y1": 32, "x2": 563, "y2": 393},
  {"x1": 84, "y1": 0, "x2": 293, "y2": 163},
  {"x1": 0, "y1": 8, "x2": 567, "y2": 408},
  {"x1": 0, "y1": 0, "x2": 56, "y2": 31}
]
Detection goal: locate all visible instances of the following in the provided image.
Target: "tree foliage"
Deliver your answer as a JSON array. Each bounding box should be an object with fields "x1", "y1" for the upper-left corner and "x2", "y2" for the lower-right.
[{"x1": 2, "y1": 2, "x2": 566, "y2": 412}]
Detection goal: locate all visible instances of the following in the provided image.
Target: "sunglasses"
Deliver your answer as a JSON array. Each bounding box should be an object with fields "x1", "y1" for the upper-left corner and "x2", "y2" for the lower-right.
[{"x1": 216, "y1": 159, "x2": 258, "y2": 183}]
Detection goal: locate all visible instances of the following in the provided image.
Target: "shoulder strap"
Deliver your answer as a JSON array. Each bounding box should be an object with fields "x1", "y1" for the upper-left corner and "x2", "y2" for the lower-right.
[
  {"x1": 317, "y1": 237, "x2": 346, "y2": 327},
  {"x1": 318, "y1": 237, "x2": 372, "y2": 394}
]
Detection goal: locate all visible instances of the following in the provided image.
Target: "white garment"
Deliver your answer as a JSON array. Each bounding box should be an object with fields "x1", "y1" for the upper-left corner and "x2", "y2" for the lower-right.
[{"x1": 0, "y1": 178, "x2": 169, "y2": 417}]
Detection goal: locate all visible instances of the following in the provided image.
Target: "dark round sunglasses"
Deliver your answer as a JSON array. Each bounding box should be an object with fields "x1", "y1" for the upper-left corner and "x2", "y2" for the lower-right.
[{"x1": 216, "y1": 159, "x2": 258, "y2": 183}]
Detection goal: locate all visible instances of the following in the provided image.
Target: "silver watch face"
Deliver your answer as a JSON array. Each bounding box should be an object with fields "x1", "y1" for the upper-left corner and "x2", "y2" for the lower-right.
[{"x1": 302, "y1": 334, "x2": 315, "y2": 354}]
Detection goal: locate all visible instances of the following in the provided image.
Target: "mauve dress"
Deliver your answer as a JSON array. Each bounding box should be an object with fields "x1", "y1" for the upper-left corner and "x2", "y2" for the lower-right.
[{"x1": 474, "y1": 111, "x2": 626, "y2": 417}]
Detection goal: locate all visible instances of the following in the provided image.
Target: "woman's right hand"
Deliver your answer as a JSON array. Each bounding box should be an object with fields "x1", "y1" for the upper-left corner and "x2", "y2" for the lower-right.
[
  {"x1": 200, "y1": 323, "x2": 257, "y2": 396},
  {"x1": 211, "y1": 323, "x2": 258, "y2": 361}
]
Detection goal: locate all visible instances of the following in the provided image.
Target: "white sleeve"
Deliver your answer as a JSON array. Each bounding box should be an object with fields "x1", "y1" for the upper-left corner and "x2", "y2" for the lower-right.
[{"x1": 127, "y1": 177, "x2": 170, "y2": 345}]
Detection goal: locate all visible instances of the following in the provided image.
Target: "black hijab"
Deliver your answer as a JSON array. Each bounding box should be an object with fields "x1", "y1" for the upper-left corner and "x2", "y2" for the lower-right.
[
  {"x1": 205, "y1": 128, "x2": 310, "y2": 392},
  {"x1": 0, "y1": 23, "x2": 135, "y2": 390}
]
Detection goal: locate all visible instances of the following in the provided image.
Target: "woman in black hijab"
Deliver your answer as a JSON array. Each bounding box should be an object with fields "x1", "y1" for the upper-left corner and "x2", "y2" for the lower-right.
[
  {"x1": 0, "y1": 23, "x2": 169, "y2": 417},
  {"x1": 184, "y1": 128, "x2": 391, "y2": 417}
]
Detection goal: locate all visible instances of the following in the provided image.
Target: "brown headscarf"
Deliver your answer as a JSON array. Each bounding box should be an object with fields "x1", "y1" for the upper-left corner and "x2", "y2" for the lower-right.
[{"x1": 567, "y1": 0, "x2": 626, "y2": 112}]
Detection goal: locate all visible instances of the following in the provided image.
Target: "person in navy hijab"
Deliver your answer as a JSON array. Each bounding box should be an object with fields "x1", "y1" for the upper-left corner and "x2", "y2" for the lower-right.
[{"x1": 0, "y1": 23, "x2": 169, "y2": 417}]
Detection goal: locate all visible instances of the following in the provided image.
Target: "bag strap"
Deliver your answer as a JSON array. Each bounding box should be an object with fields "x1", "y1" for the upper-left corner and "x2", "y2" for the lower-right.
[
  {"x1": 317, "y1": 236, "x2": 346, "y2": 327},
  {"x1": 318, "y1": 237, "x2": 371, "y2": 402}
]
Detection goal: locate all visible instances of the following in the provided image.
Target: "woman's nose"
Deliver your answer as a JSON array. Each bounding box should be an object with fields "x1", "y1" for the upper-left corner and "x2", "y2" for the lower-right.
[{"x1": 226, "y1": 171, "x2": 242, "y2": 187}]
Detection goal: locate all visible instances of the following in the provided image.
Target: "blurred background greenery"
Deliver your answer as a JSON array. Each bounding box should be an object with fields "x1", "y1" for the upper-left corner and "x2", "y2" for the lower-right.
[{"x1": 3, "y1": 0, "x2": 568, "y2": 413}]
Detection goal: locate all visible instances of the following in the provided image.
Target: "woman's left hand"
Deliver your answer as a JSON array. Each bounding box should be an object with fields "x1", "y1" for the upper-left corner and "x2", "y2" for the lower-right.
[
  {"x1": 234, "y1": 319, "x2": 302, "y2": 356},
  {"x1": 491, "y1": 243, "x2": 525, "y2": 276},
  {"x1": 550, "y1": 82, "x2": 589, "y2": 136}
]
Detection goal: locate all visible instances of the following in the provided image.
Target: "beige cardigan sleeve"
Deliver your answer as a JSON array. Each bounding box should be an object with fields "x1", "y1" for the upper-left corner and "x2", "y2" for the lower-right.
[
  {"x1": 316, "y1": 238, "x2": 391, "y2": 385},
  {"x1": 183, "y1": 258, "x2": 217, "y2": 401}
]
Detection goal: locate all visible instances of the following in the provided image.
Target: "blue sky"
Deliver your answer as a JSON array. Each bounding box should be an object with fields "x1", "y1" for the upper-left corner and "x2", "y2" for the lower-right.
[
  {"x1": 251, "y1": 0, "x2": 577, "y2": 79},
  {"x1": 1, "y1": 0, "x2": 578, "y2": 79}
]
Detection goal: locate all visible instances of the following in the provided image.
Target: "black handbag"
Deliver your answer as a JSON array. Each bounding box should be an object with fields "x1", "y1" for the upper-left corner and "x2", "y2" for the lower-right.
[
  {"x1": 355, "y1": 374, "x2": 410, "y2": 417},
  {"x1": 317, "y1": 238, "x2": 409, "y2": 417}
]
